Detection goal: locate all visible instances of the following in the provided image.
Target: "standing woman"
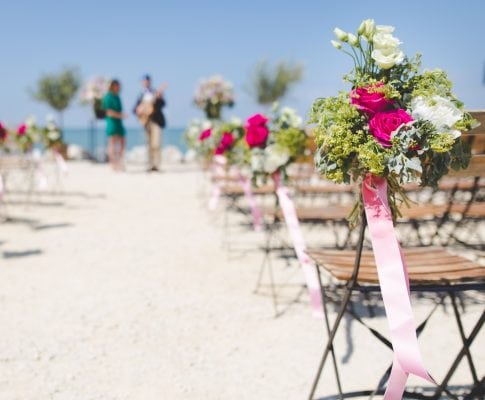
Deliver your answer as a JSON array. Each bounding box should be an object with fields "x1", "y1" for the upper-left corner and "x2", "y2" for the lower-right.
[{"x1": 102, "y1": 79, "x2": 126, "y2": 170}]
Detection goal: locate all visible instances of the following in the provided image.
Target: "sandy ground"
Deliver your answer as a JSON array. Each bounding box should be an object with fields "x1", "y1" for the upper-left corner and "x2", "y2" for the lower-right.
[{"x1": 0, "y1": 161, "x2": 483, "y2": 400}]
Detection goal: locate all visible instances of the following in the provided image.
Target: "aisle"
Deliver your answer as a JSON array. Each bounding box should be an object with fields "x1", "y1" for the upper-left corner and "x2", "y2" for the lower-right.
[
  {"x1": 0, "y1": 162, "x2": 323, "y2": 400},
  {"x1": 0, "y1": 162, "x2": 482, "y2": 399}
]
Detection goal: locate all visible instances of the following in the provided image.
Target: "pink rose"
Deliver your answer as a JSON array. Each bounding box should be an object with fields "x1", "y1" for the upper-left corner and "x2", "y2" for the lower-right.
[
  {"x1": 351, "y1": 82, "x2": 395, "y2": 116},
  {"x1": 214, "y1": 132, "x2": 235, "y2": 155},
  {"x1": 369, "y1": 109, "x2": 413, "y2": 148},
  {"x1": 245, "y1": 113, "x2": 269, "y2": 148},
  {"x1": 199, "y1": 128, "x2": 212, "y2": 141},
  {"x1": 17, "y1": 124, "x2": 27, "y2": 136}
]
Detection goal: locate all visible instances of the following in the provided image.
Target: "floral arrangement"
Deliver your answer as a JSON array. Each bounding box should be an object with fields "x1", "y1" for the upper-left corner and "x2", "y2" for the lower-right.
[
  {"x1": 0, "y1": 122, "x2": 8, "y2": 148},
  {"x1": 15, "y1": 116, "x2": 39, "y2": 152},
  {"x1": 246, "y1": 106, "x2": 308, "y2": 181},
  {"x1": 80, "y1": 76, "x2": 109, "y2": 119},
  {"x1": 194, "y1": 75, "x2": 235, "y2": 119},
  {"x1": 41, "y1": 116, "x2": 63, "y2": 149},
  {"x1": 310, "y1": 19, "x2": 475, "y2": 219},
  {"x1": 184, "y1": 117, "x2": 247, "y2": 166}
]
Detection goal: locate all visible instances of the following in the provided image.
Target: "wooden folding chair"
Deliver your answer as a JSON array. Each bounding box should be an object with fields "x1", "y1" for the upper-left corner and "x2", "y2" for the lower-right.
[
  {"x1": 306, "y1": 152, "x2": 485, "y2": 399},
  {"x1": 306, "y1": 213, "x2": 484, "y2": 399}
]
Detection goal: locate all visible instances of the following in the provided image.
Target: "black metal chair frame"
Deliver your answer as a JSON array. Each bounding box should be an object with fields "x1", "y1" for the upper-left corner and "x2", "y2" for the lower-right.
[{"x1": 308, "y1": 213, "x2": 485, "y2": 400}]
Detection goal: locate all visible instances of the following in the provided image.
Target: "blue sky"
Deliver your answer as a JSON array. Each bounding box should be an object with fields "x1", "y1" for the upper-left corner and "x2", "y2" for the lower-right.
[{"x1": 1, "y1": 0, "x2": 484, "y2": 128}]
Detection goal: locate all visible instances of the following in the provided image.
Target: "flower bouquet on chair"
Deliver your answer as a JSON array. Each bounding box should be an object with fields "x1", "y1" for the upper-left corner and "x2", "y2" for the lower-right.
[
  {"x1": 0, "y1": 122, "x2": 9, "y2": 151},
  {"x1": 245, "y1": 106, "x2": 323, "y2": 315},
  {"x1": 245, "y1": 105, "x2": 308, "y2": 186},
  {"x1": 308, "y1": 19, "x2": 478, "y2": 398},
  {"x1": 15, "y1": 117, "x2": 41, "y2": 153},
  {"x1": 80, "y1": 76, "x2": 109, "y2": 119},
  {"x1": 193, "y1": 75, "x2": 234, "y2": 120},
  {"x1": 310, "y1": 20, "x2": 475, "y2": 223}
]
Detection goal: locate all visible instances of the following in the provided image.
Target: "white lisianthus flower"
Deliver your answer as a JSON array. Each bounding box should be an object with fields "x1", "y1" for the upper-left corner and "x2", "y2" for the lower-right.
[
  {"x1": 263, "y1": 144, "x2": 290, "y2": 174},
  {"x1": 333, "y1": 28, "x2": 348, "y2": 42},
  {"x1": 47, "y1": 130, "x2": 61, "y2": 141},
  {"x1": 411, "y1": 96, "x2": 463, "y2": 138},
  {"x1": 370, "y1": 25, "x2": 403, "y2": 69},
  {"x1": 347, "y1": 33, "x2": 359, "y2": 47},
  {"x1": 26, "y1": 115, "x2": 36, "y2": 129},
  {"x1": 201, "y1": 120, "x2": 212, "y2": 130},
  {"x1": 229, "y1": 117, "x2": 242, "y2": 126},
  {"x1": 358, "y1": 19, "x2": 375, "y2": 39},
  {"x1": 371, "y1": 47, "x2": 405, "y2": 69},
  {"x1": 372, "y1": 31, "x2": 401, "y2": 49},
  {"x1": 280, "y1": 107, "x2": 303, "y2": 128},
  {"x1": 375, "y1": 25, "x2": 395, "y2": 34},
  {"x1": 331, "y1": 40, "x2": 342, "y2": 50}
]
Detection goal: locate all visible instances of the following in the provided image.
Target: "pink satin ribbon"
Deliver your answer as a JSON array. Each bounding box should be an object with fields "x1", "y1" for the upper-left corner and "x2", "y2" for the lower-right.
[
  {"x1": 273, "y1": 173, "x2": 323, "y2": 318},
  {"x1": 54, "y1": 152, "x2": 68, "y2": 174},
  {"x1": 0, "y1": 174, "x2": 3, "y2": 204},
  {"x1": 239, "y1": 174, "x2": 263, "y2": 232},
  {"x1": 362, "y1": 174, "x2": 432, "y2": 399},
  {"x1": 33, "y1": 158, "x2": 48, "y2": 191},
  {"x1": 208, "y1": 156, "x2": 226, "y2": 211}
]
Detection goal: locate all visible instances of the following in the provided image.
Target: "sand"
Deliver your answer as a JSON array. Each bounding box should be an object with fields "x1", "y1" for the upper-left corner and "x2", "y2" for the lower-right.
[{"x1": 0, "y1": 161, "x2": 483, "y2": 400}]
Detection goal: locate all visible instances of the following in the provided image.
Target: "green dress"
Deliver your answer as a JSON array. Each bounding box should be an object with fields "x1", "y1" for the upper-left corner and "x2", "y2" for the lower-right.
[{"x1": 102, "y1": 92, "x2": 126, "y2": 137}]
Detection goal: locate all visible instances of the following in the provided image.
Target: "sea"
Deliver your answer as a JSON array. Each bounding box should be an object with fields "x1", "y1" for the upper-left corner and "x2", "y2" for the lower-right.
[{"x1": 63, "y1": 126, "x2": 187, "y2": 154}]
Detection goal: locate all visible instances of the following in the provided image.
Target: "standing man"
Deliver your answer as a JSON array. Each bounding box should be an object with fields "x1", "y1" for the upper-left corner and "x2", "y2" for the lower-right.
[{"x1": 133, "y1": 74, "x2": 167, "y2": 172}]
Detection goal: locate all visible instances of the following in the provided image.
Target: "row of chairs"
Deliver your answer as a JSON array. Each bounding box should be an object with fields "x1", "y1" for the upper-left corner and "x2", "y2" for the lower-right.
[{"x1": 206, "y1": 123, "x2": 485, "y2": 399}]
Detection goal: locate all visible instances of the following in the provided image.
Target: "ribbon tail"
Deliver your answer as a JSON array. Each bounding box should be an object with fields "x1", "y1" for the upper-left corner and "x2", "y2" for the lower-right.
[
  {"x1": 0, "y1": 174, "x2": 4, "y2": 205},
  {"x1": 208, "y1": 182, "x2": 221, "y2": 211},
  {"x1": 383, "y1": 358, "x2": 408, "y2": 400},
  {"x1": 55, "y1": 152, "x2": 68, "y2": 174},
  {"x1": 362, "y1": 174, "x2": 432, "y2": 395},
  {"x1": 274, "y1": 174, "x2": 323, "y2": 318},
  {"x1": 239, "y1": 174, "x2": 263, "y2": 232}
]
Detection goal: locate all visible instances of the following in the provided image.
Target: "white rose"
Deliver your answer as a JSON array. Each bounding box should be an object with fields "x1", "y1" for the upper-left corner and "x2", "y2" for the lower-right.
[
  {"x1": 333, "y1": 28, "x2": 348, "y2": 42},
  {"x1": 263, "y1": 144, "x2": 290, "y2": 174},
  {"x1": 411, "y1": 96, "x2": 463, "y2": 138},
  {"x1": 371, "y1": 47, "x2": 404, "y2": 69}
]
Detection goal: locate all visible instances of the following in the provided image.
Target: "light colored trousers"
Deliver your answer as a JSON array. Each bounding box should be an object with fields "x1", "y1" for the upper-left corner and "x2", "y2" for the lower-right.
[{"x1": 145, "y1": 121, "x2": 162, "y2": 169}]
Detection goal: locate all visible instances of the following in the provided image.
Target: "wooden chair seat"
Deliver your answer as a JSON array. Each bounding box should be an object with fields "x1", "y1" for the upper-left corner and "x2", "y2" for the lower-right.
[
  {"x1": 265, "y1": 205, "x2": 351, "y2": 221},
  {"x1": 294, "y1": 184, "x2": 354, "y2": 195},
  {"x1": 221, "y1": 184, "x2": 275, "y2": 196},
  {"x1": 308, "y1": 247, "x2": 485, "y2": 284},
  {"x1": 211, "y1": 175, "x2": 240, "y2": 183},
  {"x1": 266, "y1": 202, "x2": 485, "y2": 223}
]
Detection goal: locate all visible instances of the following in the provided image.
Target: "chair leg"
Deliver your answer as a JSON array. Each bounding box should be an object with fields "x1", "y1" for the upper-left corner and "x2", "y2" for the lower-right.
[
  {"x1": 432, "y1": 309, "x2": 484, "y2": 399},
  {"x1": 450, "y1": 293, "x2": 480, "y2": 385},
  {"x1": 318, "y1": 267, "x2": 344, "y2": 399},
  {"x1": 308, "y1": 213, "x2": 367, "y2": 400}
]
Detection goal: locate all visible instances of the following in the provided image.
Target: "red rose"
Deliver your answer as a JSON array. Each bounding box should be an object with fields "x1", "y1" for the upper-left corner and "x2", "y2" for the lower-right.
[
  {"x1": 199, "y1": 128, "x2": 212, "y2": 141},
  {"x1": 351, "y1": 82, "x2": 395, "y2": 116},
  {"x1": 245, "y1": 113, "x2": 269, "y2": 148},
  {"x1": 214, "y1": 132, "x2": 235, "y2": 155},
  {"x1": 369, "y1": 109, "x2": 413, "y2": 148},
  {"x1": 17, "y1": 124, "x2": 27, "y2": 136},
  {"x1": 0, "y1": 123, "x2": 7, "y2": 140}
]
